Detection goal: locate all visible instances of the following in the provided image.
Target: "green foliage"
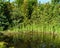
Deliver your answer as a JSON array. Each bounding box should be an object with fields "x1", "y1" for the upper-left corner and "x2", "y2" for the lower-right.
[
  {"x1": 0, "y1": 1, "x2": 60, "y2": 48},
  {"x1": 51, "y1": 0, "x2": 60, "y2": 4},
  {"x1": 0, "y1": 0, "x2": 60, "y2": 32},
  {"x1": 15, "y1": 0, "x2": 24, "y2": 7},
  {"x1": 0, "y1": 2, "x2": 14, "y2": 30}
]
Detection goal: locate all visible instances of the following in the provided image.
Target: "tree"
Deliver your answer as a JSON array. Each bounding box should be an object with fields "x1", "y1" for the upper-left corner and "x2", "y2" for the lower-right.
[
  {"x1": 0, "y1": 2, "x2": 14, "y2": 30},
  {"x1": 22, "y1": 0, "x2": 38, "y2": 19},
  {"x1": 51, "y1": 0, "x2": 60, "y2": 4},
  {"x1": 27, "y1": 0, "x2": 38, "y2": 19},
  {"x1": 15, "y1": 0, "x2": 24, "y2": 7}
]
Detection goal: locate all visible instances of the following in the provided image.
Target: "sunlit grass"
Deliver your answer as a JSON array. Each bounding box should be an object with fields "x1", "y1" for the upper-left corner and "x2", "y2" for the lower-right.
[
  {"x1": 7, "y1": 24, "x2": 60, "y2": 33},
  {"x1": 0, "y1": 42, "x2": 5, "y2": 48}
]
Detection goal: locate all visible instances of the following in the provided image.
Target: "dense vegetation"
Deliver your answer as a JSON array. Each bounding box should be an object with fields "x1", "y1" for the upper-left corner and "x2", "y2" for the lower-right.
[
  {"x1": 0, "y1": 0, "x2": 60, "y2": 32},
  {"x1": 0, "y1": 0, "x2": 60, "y2": 48}
]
